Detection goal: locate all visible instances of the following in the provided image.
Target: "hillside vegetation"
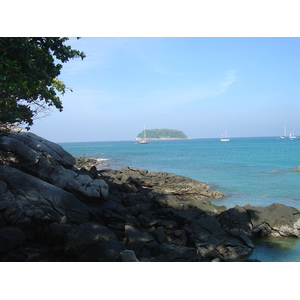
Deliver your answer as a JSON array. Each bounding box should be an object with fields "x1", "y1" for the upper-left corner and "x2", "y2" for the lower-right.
[{"x1": 137, "y1": 128, "x2": 188, "y2": 139}]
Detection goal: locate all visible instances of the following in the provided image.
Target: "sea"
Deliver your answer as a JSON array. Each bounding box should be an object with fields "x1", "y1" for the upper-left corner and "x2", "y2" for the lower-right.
[{"x1": 59, "y1": 137, "x2": 300, "y2": 262}]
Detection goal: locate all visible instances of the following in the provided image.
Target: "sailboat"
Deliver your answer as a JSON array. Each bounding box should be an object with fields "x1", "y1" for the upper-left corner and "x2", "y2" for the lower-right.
[
  {"x1": 289, "y1": 130, "x2": 296, "y2": 140},
  {"x1": 220, "y1": 130, "x2": 230, "y2": 142},
  {"x1": 280, "y1": 126, "x2": 288, "y2": 139},
  {"x1": 139, "y1": 125, "x2": 149, "y2": 144}
]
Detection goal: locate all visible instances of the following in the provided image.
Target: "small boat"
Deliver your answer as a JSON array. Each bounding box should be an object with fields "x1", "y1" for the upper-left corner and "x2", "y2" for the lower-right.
[
  {"x1": 280, "y1": 126, "x2": 288, "y2": 139},
  {"x1": 139, "y1": 125, "x2": 149, "y2": 144},
  {"x1": 220, "y1": 130, "x2": 230, "y2": 142},
  {"x1": 290, "y1": 130, "x2": 296, "y2": 140}
]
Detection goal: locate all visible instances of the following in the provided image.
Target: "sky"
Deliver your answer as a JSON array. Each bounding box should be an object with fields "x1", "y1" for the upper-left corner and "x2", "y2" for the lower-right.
[
  {"x1": 2, "y1": 0, "x2": 299, "y2": 293},
  {"x1": 28, "y1": 37, "x2": 300, "y2": 142}
]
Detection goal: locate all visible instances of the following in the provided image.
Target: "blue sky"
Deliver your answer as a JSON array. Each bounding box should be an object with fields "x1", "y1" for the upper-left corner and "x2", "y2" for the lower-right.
[{"x1": 30, "y1": 37, "x2": 300, "y2": 142}]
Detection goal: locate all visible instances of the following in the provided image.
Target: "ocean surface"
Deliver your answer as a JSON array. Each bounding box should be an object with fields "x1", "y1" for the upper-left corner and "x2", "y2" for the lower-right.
[{"x1": 59, "y1": 137, "x2": 300, "y2": 262}]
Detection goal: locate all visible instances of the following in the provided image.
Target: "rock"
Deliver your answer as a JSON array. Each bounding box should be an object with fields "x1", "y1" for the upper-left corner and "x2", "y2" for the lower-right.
[
  {"x1": 0, "y1": 130, "x2": 109, "y2": 201},
  {"x1": 153, "y1": 227, "x2": 168, "y2": 244},
  {"x1": 78, "y1": 240, "x2": 125, "y2": 262},
  {"x1": 124, "y1": 224, "x2": 155, "y2": 258},
  {"x1": 44, "y1": 223, "x2": 72, "y2": 245},
  {"x1": 120, "y1": 250, "x2": 139, "y2": 262},
  {"x1": 0, "y1": 226, "x2": 26, "y2": 252},
  {"x1": 65, "y1": 222, "x2": 118, "y2": 258},
  {"x1": 48, "y1": 167, "x2": 109, "y2": 201},
  {"x1": 0, "y1": 242, "x2": 53, "y2": 262},
  {"x1": 153, "y1": 243, "x2": 200, "y2": 262},
  {"x1": 195, "y1": 236, "x2": 252, "y2": 262},
  {"x1": 291, "y1": 166, "x2": 300, "y2": 171},
  {"x1": 188, "y1": 216, "x2": 253, "y2": 261},
  {"x1": 0, "y1": 166, "x2": 90, "y2": 227},
  {"x1": 0, "y1": 130, "x2": 75, "y2": 168},
  {"x1": 125, "y1": 224, "x2": 154, "y2": 244},
  {"x1": 154, "y1": 194, "x2": 226, "y2": 214},
  {"x1": 239, "y1": 234, "x2": 254, "y2": 249},
  {"x1": 2, "y1": 129, "x2": 300, "y2": 262},
  {"x1": 211, "y1": 257, "x2": 220, "y2": 262},
  {"x1": 100, "y1": 167, "x2": 226, "y2": 201},
  {"x1": 74, "y1": 157, "x2": 99, "y2": 170},
  {"x1": 218, "y1": 203, "x2": 300, "y2": 238},
  {"x1": 217, "y1": 205, "x2": 252, "y2": 237}
]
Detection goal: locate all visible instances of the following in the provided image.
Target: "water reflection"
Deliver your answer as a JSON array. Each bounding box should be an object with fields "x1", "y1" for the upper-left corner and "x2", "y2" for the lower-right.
[{"x1": 249, "y1": 237, "x2": 300, "y2": 262}]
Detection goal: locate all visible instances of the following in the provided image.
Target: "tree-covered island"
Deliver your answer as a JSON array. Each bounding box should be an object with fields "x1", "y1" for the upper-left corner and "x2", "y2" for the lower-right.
[{"x1": 136, "y1": 128, "x2": 188, "y2": 140}]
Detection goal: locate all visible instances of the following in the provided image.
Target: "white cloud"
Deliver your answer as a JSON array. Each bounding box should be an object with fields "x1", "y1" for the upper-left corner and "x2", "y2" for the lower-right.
[
  {"x1": 136, "y1": 70, "x2": 238, "y2": 111},
  {"x1": 217, "y1": 70, "x2": 237, "y2": 92}
]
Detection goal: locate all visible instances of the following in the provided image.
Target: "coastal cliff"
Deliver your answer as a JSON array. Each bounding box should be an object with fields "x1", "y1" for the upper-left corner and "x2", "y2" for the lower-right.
[{"x1": 1, "y1": 129, "x2": 300, "y2": 261}]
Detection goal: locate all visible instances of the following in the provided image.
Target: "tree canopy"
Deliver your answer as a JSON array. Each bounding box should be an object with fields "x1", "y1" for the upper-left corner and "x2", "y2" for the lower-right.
[{"x1": 0, "y1": 37, "x2": 85, "y2": 130}]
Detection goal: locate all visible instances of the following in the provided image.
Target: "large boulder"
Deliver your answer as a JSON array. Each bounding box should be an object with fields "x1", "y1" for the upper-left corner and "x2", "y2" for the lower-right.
[
  {"x1": 0, "y1": 129, "x2": 75, "y2": 168},
  {"x1": 0, "y1": 130, "x2": 109, "y2": 201},
  {"x1": 0, "y1": 166, "x2": 90, "y2": 228},
  {"x1": 218, "y1": 203, "x2": 300, "y2": 238},
  {"x1": 187, "y1": 216, "x2": 253, "y2": 261}
]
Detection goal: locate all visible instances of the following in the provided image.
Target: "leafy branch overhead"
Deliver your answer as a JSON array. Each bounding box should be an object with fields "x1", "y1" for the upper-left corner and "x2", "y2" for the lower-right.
[{"x1": 0, "y1": 37, "x2": 86, "y2": 129}]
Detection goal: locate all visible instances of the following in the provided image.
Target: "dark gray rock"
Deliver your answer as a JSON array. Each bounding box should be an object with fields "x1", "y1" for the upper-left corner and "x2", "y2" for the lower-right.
[
  {"x1": 195, "y1": 236, "x2": 253, "y2": 262},
  {"x1": 120, "y1": 250, "x2": 139, "y2": 262},
  {"x1": 44, "y1": 223, "x2": 72, "y2": 245},
  {"x1": 188, "y1": 216, "x2": 253, "y2": 261},
  {"x1": 0, "y1": 226, "x2": 26, "y2": 252},
  {"x1": 0, "y1": 130, "x2": 109, "y2": 201},
  {"x1": 218, "y1": 203, "x2": 300, "y2": 238},
  {"x1": 75, "y1": 157, "x2": 99, "y2": 170},
  {"x1": 2, "y1": 129, "x2": 300, "y2": 262},
  {"x1": 65, "y1": 222, "x2": 118, "y2": 258},
  {"x1": 0, "y1": 166, "x2": 90, "y2": 226},
  {"x1": 153, "y1": 243, "x2": 201, "y2": 262},
  {"x1": 78, "y1": 240, "x2": 125, "y2": 262},
  {"x1": 0, "y1": 242, "x2": 53, "y2": 262},
  {"x1": 125, "y1": 224, "x2": 154, "y2": 244},
  {"x1": 100, "y1": 167, "x2": 226, "y2": 201},
  {"x1": 0, "y1": 130, "x2": 75, "y2": 168}
]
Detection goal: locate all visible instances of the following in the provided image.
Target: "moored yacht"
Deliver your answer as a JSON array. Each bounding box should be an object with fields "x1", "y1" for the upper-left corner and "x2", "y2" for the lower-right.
[
  {"x1": 220, "y1": 130, "x2": 230, "y2": 142},
  {"x1": 139, "y1": 124, "x2": 149, "y2": 144}
]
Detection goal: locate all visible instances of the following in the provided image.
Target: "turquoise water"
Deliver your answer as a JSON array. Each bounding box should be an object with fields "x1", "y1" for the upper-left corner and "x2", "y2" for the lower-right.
[{"x1": 59, "y1": 137, "x2": 300, "y2": 261}]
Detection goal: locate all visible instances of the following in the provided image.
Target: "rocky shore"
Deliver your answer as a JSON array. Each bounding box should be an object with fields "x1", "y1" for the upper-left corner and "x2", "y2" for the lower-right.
[{"x1": 1, "y1": 129, "x2": 300, "y2": 261}]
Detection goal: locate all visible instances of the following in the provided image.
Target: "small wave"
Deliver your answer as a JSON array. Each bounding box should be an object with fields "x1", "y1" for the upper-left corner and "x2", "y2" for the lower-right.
[{"x1": 96, "y1": 158, "x2": 109, "y2": 162}]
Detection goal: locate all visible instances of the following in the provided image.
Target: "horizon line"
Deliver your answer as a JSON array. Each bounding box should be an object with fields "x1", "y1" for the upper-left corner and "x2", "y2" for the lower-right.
[{"x1": 56, "y1": 135, "x2": 289, "y2": 144}]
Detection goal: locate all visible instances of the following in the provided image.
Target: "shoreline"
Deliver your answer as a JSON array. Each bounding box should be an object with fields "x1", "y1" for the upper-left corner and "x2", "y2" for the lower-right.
[{"x1": 2, "y1": 130, "x2": 300, "y2": 262}]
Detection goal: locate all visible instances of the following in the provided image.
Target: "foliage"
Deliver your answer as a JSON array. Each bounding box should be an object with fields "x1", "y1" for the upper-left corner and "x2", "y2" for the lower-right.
[
  {"x1": 137, "y1": 128, "x2": 188, "y2": 139},
  {"x1": 0, "y1": 37, "x2": 85, "y2": 130}
]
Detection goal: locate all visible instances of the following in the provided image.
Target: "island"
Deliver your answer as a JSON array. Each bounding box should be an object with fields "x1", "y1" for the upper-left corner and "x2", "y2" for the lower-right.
[{"x1": 135, "y1": 128, "x2": 188, "y2": 141}]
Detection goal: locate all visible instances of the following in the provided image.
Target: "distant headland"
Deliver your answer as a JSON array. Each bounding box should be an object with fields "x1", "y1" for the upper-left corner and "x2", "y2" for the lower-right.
[{"x1": 135, "y1": 128, "x2": 188, "y2": 141}]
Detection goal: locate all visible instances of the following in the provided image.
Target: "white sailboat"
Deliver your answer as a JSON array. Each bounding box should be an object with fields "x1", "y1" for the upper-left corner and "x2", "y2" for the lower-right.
[
  {"x1": 280, "y1": 126, "x2": 288, "y2": 139},
  {"x1": 290, "y1": 129, "x2": 296, "y2": 140},
  {"x1": 139, "y1": 124, "x2": 149, "y2": 144},
  {"x1": 220, "y1": 130, "x2": 230, "y2": 142}
]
